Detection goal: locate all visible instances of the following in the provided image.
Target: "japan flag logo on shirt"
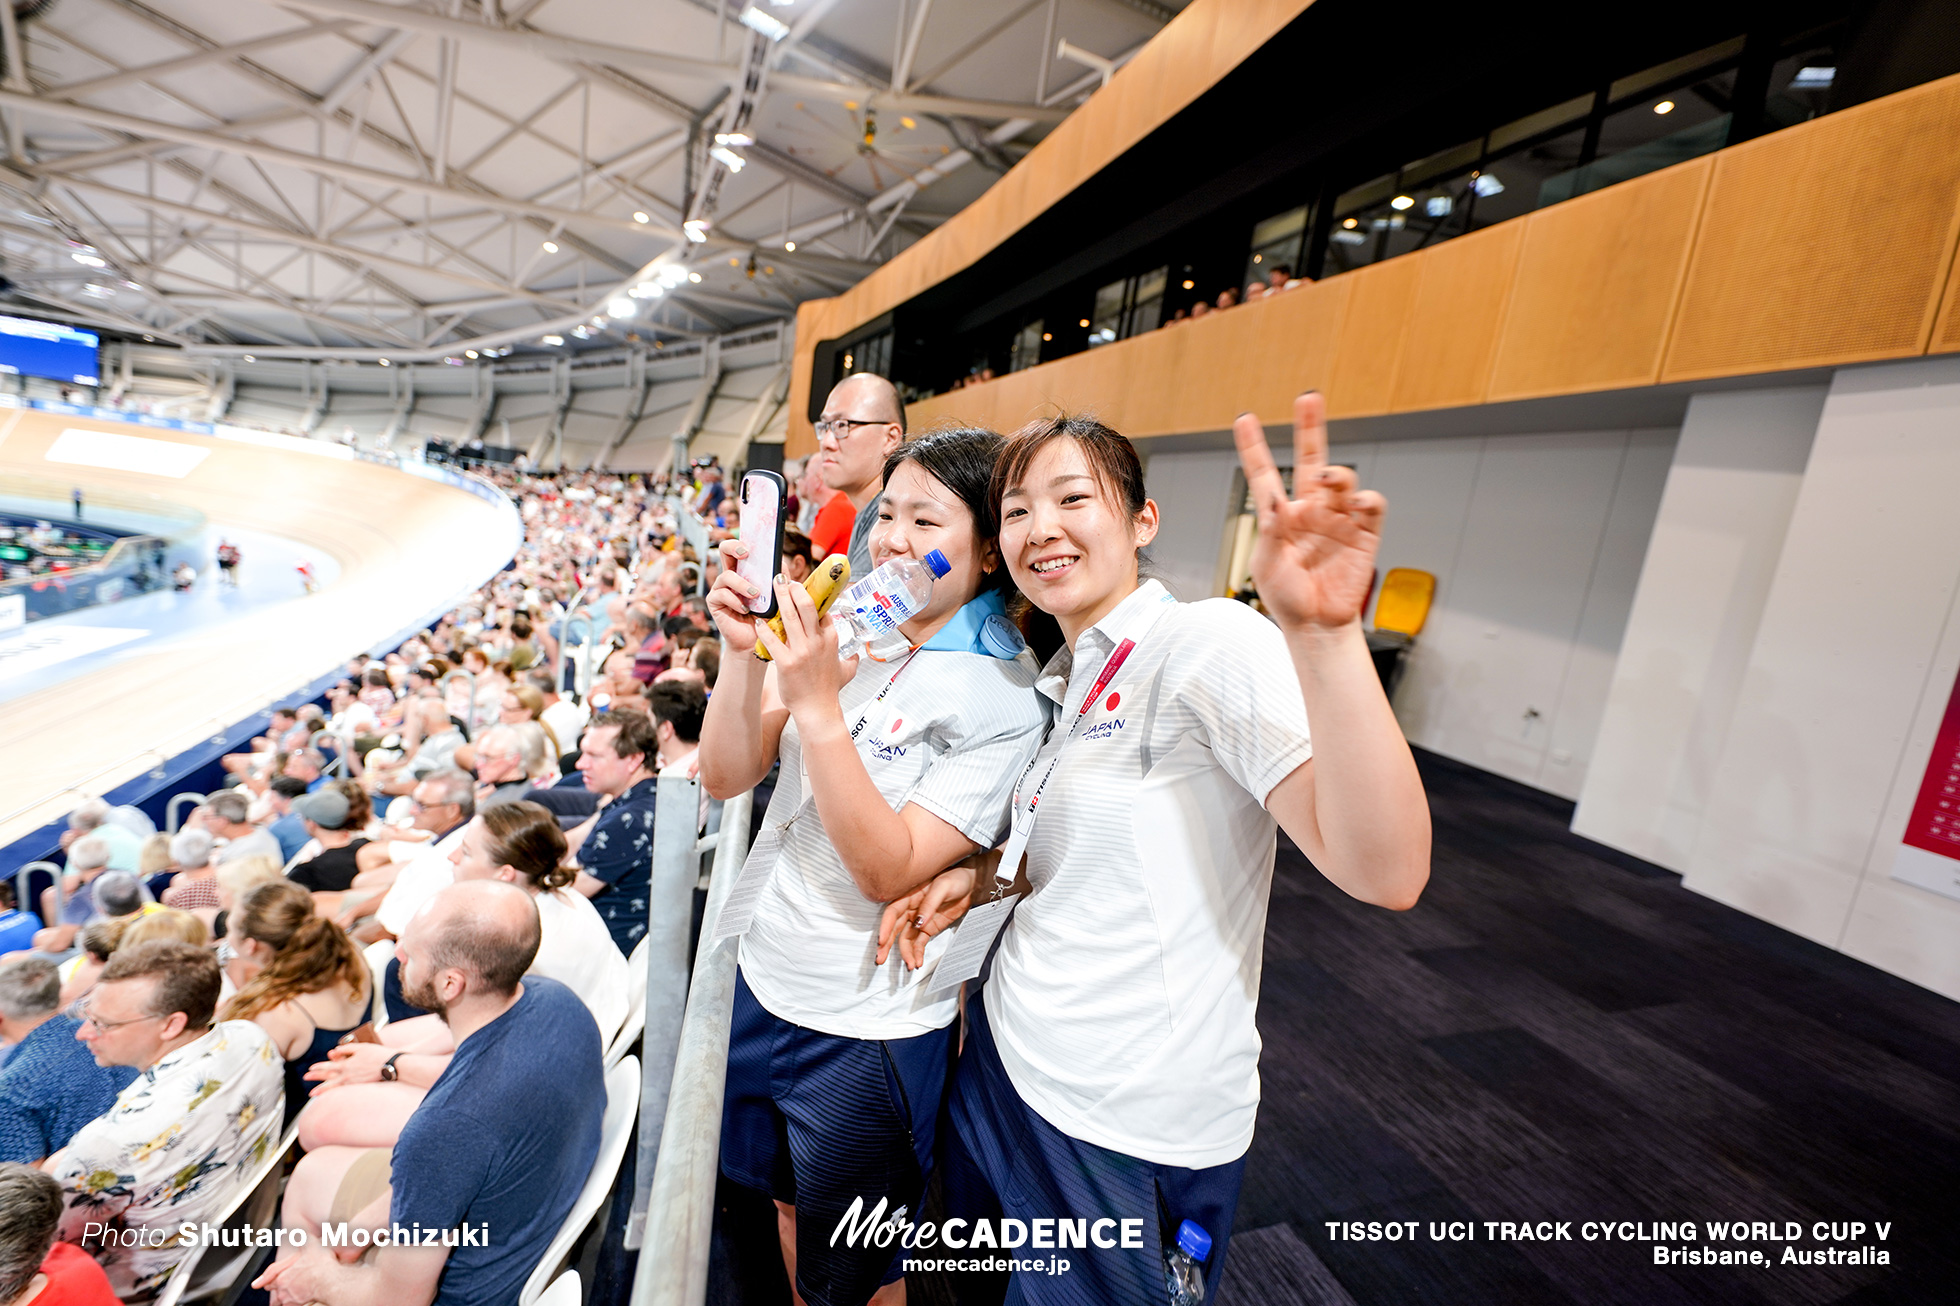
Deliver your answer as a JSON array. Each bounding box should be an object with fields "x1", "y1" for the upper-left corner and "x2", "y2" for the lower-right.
[{"x1": 1104, "y1": 692, "x2": 1120, "y2": 712}]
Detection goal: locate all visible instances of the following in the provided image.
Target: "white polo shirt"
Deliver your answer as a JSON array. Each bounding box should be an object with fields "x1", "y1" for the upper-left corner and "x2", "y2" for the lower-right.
[
  {"x1": 740, "y1": 592, "x2": 1047, "y2": 1040},
  {"x1": 985, "y1": 580, "x2": 1313, "y2": 1168}
]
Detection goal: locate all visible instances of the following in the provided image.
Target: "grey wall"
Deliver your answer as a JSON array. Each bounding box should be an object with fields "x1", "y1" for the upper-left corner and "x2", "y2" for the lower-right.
[{"x1": 1139, "y1": 424, "x2": 1678, "y2": 801}]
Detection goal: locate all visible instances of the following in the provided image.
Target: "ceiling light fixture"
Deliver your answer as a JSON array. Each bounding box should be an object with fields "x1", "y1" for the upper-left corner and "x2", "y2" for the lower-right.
[
  {"x1": 714, "y1": 132, "x2": 755, "y2": 147},
  {"x1": 1653, "y1": 100, "x2": 1675, "y2": 114},
  {"x1": 1390, "y1": 194, "x2": 1415, "y2": 211},
  {"x1": 683, "y1": 219, "x2": 709, "y2": 243},
  {"x1": 1792, "y1": 66, "x2": 1836, "y2": 88},
  {"x1": 241, "y1": 354, "x2": 255, "y2": 362},
  {"x1": 709, "y1": 145, "x2": 748, "y2": 173},
  {"x1": 378, "y1": 358, "x2": 391, "y2": 366},
  {"x1": 1472, "y1": 173, "x2": 1504, "y2": 197},
  {"x1": 1342, "y1": 217, "x2": 1359, "y2": 228},
  {"x1": 783, "y1": 240, "x2": 796, "y2": 251},
  {"x1": 688, "y1": 272, "x2": 702, "y2": 283},
  {"x1": 1078, "y1": 318, "x2": 1090, "y2": 328},
  {"x1": 1181, "y1": 279, "x2": 1194, "y2": 289},
  {"x1": 465, "y1": 349, "x2": 478, "y2": 359},
  {"x1": 542, "y1": 240, "x2": 559, "y2": 252},
  {"x1": 72, "y1": 252, "x2": 106, "y2": 267},
  {"x1": 632, "y1": 211, "x2": 650, "y2": 224},
  {"x1": 542, "y1": 335, "x2": 564, "y2": 346},
  {"x1": 608, "y1": 296, "x2": 635, "y2": 317},
  {"x1": 738, "y1": 5, "x2": 790, "y2": 41},
  {"x1": 1041, "y1": 332, "x2": 1052, "y2": 341}
]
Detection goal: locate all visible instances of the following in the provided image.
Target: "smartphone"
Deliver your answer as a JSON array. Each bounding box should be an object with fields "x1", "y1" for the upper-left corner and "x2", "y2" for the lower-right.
[{"x1": 736, "y1": 469, "x2": 788, "y2": 618}]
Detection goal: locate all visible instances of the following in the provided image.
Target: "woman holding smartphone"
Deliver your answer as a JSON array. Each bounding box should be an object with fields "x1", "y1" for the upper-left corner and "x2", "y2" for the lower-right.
[
  {"x1": 701, "y1": 426, "x2": 1047, "y2": 1306},
  {"x1": 882, "y1": 395, "x2": 1431, "y2": 1303}
]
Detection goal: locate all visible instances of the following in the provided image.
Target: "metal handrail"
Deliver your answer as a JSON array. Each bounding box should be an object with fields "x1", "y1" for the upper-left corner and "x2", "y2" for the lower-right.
[
  {"x1": 165, "y1": 792, "x2": 207, "y2": 834},
  {"x1": 664, "y1": 495, "x2": 710, "y2": 590},
  {"x1": 12, "y1": 860, "x2": 64, "y2": 930},
  {"x1": 554, "y1": 587, "x2": 590, "y2": 694},
  {"x1": 629, "y1": 787, "x2": 751, "y2": 1305}
]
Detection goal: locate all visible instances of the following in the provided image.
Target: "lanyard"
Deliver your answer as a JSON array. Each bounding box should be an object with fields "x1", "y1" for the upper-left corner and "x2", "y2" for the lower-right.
[
  {"x1": 783, "y1": 648, "x2": 919, "y2": 835},
  {"x1": 848, "y1": 648, "x2": 919, "y2": 743},
  {"x1": 992, "y1": 636, "x2": 1138, "y2": 894}
]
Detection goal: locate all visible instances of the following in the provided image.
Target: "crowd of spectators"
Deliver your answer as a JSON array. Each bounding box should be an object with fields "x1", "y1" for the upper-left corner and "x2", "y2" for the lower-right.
[
  {"x1": 1162, "y1": 262, "x2": 1311, "y2": 327},
  {"x1": 0, "y1": 461, "x2": 731, "y2": 1302}
]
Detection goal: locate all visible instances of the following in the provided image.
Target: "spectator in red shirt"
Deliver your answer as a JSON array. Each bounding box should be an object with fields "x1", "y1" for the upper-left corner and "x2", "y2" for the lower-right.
[
  {"x1": 806, "y1": 482, "x2": 854, "y2": 561},
  {"x1": 0, "y1": 1163, "x2": 118, "y2": 1305}
]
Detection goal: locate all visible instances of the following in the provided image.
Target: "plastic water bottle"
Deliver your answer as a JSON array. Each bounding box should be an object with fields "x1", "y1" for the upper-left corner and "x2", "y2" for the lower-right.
[
  {"x1": 833, "y1": 549, "x2": 951, "y2": 662},
  {"x1": 1164, "y1": 1220, "x2": 1211, "y2": 1306}
]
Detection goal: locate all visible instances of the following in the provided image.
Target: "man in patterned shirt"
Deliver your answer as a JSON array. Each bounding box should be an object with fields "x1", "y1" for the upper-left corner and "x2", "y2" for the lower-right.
[
  {"x1": 46, "y1": 942, "x2": 284, "y2": 1297},
  {"x1": 567, "y1": 710, "x2": 663, "y2": 952}
]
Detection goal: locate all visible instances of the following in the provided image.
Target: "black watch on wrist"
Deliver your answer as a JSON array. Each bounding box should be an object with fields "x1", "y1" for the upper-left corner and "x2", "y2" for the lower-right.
[{"x1": 380, "y1": 1052, "x2": 405, "y2": 1083}]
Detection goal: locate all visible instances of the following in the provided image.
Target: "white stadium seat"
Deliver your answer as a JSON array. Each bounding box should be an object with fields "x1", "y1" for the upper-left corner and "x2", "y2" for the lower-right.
[{"x1": 518, "y1": 1055, "x2": 639, "y2": 1305}]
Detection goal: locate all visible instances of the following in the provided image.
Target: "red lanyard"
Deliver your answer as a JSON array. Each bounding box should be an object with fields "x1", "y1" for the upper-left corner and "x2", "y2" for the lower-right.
[
  {"x1": 1011, "y1": 636, "x2": 1138, "y2": 819},
  {"x1": 847, "y1": 650, "x2": 919, "y2": 744}
]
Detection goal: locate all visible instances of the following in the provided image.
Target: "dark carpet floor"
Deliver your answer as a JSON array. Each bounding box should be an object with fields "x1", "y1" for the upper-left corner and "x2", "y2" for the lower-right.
[{"x1": 709, "y1": 748, "x2": 1960, "y2": 1305}]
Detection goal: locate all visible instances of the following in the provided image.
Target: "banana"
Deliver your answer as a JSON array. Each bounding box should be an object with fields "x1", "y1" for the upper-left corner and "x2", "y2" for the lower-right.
[{"x1": 755, "y1": 555, "x2": 851, "y2": 661}]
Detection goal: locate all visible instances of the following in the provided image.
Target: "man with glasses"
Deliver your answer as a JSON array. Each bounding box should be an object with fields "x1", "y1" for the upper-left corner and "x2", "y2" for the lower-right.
[
  {"x1": 812, "y1": 373, "x2": 907, "y2": 578},
  {"x1": 363, "y1": 770, "x2": 476, "y2": 955},
  {"x1": 46, "y1": 941, "x2": 282, "y2": 1298}
]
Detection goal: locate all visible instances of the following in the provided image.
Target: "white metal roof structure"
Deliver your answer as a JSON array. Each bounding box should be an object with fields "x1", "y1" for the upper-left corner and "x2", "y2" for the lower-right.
[{"x1": 0, "y1": 0, "x2": 1183, "y2": 363}]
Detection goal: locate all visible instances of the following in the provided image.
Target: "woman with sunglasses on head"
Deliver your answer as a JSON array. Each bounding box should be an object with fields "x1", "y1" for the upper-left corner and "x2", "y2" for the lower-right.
[
  {"x1": 701, "y1": 426, "x2": 1048, "y2": 1306},
  {"x1": 883, "y1": 396, "x2": 1431, "y2": 1305}
]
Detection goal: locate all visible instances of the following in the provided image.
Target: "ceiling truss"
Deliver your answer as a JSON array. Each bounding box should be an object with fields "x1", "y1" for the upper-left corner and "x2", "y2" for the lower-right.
[{"x1": 0, "y1": 0, "x2": 1180, "y2": 358}]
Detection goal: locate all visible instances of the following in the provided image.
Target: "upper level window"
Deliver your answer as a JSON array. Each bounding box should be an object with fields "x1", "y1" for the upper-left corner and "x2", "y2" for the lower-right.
[{"x1": 1089, "y1": 267, "x2": 1168, "y2": 347}]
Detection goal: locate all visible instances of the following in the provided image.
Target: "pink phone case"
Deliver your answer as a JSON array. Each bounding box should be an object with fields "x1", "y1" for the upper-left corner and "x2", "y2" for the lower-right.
[{"x1": 737, "y1": 470, "x2": 786, "y2": 617}]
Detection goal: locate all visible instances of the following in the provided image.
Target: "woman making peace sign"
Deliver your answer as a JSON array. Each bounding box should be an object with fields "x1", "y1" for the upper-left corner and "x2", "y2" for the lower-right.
[{"x1": 884, "y1": 394, "x2": 1430, "y2": 1304}]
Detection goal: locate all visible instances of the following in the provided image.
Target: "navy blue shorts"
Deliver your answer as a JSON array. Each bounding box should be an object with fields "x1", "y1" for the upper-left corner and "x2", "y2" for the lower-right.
[
  {"x1": 942, "y1": 988, "x2": 1248, "y2": 1306},
  {"x1": 721, "y1": 968, "x2": 952, "y2": 1306}
]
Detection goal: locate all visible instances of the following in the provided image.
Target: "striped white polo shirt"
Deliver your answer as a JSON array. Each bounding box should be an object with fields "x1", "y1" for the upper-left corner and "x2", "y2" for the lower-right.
[
  {"x1": 740, "y1": 591, "x2": 1047, "y2": 1040},
  {"x1": 986, "y1": 579, "x2": 1314, "y2": 1168}
]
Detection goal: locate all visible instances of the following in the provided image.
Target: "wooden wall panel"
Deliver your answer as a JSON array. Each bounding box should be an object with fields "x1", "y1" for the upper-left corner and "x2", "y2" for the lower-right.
[
  {"x1": 814, "y1": 72, "x2": 1960, "y2": 461},
  {"x1": 1663, "y1": 75, "x2": 1960, "y2": 381},
  {"x1": 1927, "y1": 195, "x2": 1960, "y2": 356},
  {"x1": 1488, "y1": 157, "x2": 1711, "y2": 401},
  {"x1": 1390, "y1": 222, "x2": 1525, "y2": 412},
  {"x1": 905, "y1": 275, "x2": 1354, "y2": 441},
  {"x1": 785, "y1": 0, "x2": 1317, "y2": 449},
  {"x1": 1325, "y1": 256, "x2": 1423, "y2": 418}
]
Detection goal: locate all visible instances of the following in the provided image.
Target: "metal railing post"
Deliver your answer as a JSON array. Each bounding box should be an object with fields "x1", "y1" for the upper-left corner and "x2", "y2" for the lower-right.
[
  {"x1": 165, "y1": 792, "x2": 207, "y2": 833},
  {"x1": 626, "y1": 776, "x2": 714, "y2": 1247},
  {"x1": 14, "y1": 861, "x2": 64, "y2": 929},
  {"x1": 629, "y1": 788, "x2": 750, "y2": 1305}
]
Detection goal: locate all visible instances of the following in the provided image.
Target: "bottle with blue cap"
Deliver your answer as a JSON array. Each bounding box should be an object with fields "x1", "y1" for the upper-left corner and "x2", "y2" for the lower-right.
[
  {"x1": 832, "y1": 548, "x2": 952, "y2": 662},
  {"x1": 1164, "y1": 1220, "x2": 1211, "y2": 1305}
]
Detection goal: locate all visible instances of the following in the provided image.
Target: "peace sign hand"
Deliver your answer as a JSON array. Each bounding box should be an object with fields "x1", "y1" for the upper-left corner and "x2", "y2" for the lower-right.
[{"x1": 1233, "y1": 392, "x2": 1386, "y2": 633}]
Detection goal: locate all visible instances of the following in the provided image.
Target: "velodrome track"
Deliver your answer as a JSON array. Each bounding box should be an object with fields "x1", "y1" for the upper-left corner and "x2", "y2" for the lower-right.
[{"x1": 0, "y1": 407, "x2": 519, "y2": 849}]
